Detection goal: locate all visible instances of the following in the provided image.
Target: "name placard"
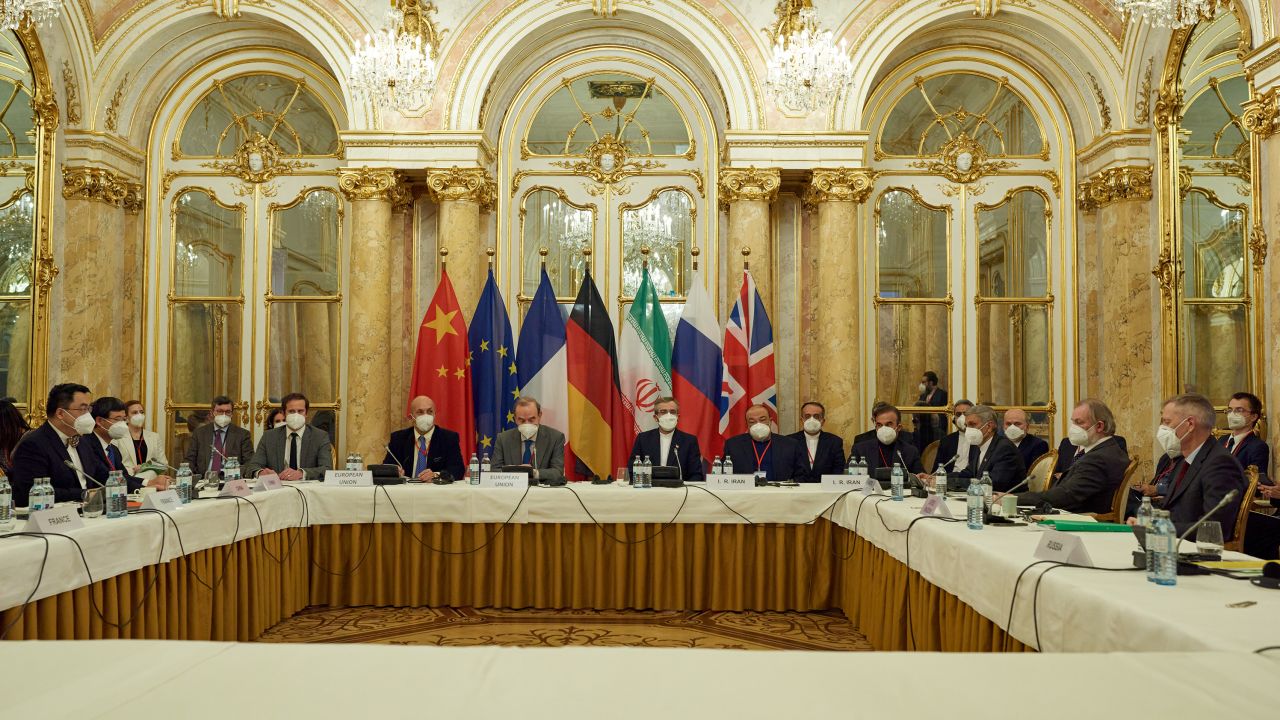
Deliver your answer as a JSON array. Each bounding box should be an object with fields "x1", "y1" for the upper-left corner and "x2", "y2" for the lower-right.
[
  {"x1": 920, "y1": 494, "x2": 953, "y2": 518},
  {"x1": 219, "y1": 479, "x2": 252, "y2": 497},
  {"x1": 820, "y1": 474, "x2": 861, "y2": 491},
  {"x1": 324, "y1": 470, "x2": 374, "y2": 487},
  {"x1": 861, "y1": 476, "x2": 881, "y2": 496},
  {"x1": 1034, "y1": 528, "x2": 1093, "y2": 567},
  {"x1": 25, "y1": 506, "x2": 85, "y2": 533},
  {"x1": 141, "y1": 490, "x2": 182, "y2": 512},
  {"x1": 254, "y1": 472, "x2": 283, "y2": 492},
  {"x1": 480, "y1": 471, "x2": 527, "y2": 489},
  {"x1": 707, "y1": 474, "x2": 756, "y2": 490}
]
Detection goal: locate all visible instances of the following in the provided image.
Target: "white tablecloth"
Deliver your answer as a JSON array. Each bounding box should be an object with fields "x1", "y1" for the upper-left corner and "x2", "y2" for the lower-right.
[{"x1": 0, "y1": 640, "x2": 1275, "y2": 719}]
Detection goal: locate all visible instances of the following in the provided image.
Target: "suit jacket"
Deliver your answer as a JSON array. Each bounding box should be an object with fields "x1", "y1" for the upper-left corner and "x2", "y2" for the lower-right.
[
  {"x1": 115, "y1": 429, "x2": 167, "y2": 482},
  {"x1": 1012, "y1": 433, "x2": 1051, "y2": 471},
  {"x1": 913, "y1": 388, "x2": 949, "y2": 449},
  {"x1": 1053, "y1": 435, "x2": 1128, "y2": 477},
  {"x1": 786, "y1": 430, "x2": 846, "y2": 477},
  {"x1": 932, "y1": 430, "x2": 964, "y2": 473},
  {"x1": 1221, "y1": 432, "x2": 1269, "y2": 480},
  {"x1": 1160, "y1": 437, "x2": 1247, "y2": 538},
  {"x1": 853, "y1": 437, "x2": 924, "y2": 475},
  {"x1": 629, "y1": 428, "x2": 704, "y2": 482},
  {"x1": 86, "y1": 435, "x2": 146, "y2": 493},
  {"x1": 183, "y1": 423, "x2": 254, "y2": 475},
  {"x1": 1017, "y1": 436, "x2": 1128, "y2": 513},
  {"x1": 953, "y1": 435, "x2": 1025, "y2": 492},
  {"x1": 491, "y1": 425, "x2": 566, "y2": 484},
  {"x1": 722, "y1": 432, "x2": 811, "y2": 482},
  {"x1": 384, "y1": 425, "x2": 466, "y2": 480},
  {"x1": 854, "y1": 428, "x2": 914, "y2": 448},
  {"x1": 9, "y1": 423, "x2": 120, "y2": 506},
  {"x1": 244, "y1": 425, "x2": 333, "y2": 480}
]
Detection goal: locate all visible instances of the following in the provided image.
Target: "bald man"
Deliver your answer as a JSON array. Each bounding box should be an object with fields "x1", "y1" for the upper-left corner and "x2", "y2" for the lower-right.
[
  {"x1": 383, "y1": 395, "x2": 466, "y2": 482},
  {"x1": 1003, "y1": 408, "x2": 1050, "y2": 470}
]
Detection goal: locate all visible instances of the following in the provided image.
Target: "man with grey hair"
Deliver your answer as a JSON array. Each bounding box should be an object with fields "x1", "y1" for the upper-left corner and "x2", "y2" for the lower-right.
[
  {"x1": 1010, "y1": 398, "x2": 1128, "y2": 513},
  {"x1": 954, "y1": 403, "x2": 1025, "y2": 492},
  {"x1": 627, "y1": 396, "x2": 704, "y2": 481},
  {"x1": 491, "y1": 395, "x2": 566, "y2": 484}
]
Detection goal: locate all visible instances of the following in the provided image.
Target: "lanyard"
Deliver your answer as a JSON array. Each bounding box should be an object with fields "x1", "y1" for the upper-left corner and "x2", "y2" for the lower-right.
[
  {"x1": 751, "y1": 440, "x2": 772, "y2": 471},
  {"x1": 806, "y1": 437, "x2": 816, "y2": 467},
  {"x1": 878, "y1": 445, "x2": 891, "y2": 470},
  {"x1": 416, "y1": 433, "x2": 432, "y2": 460},
  {"x1": 133, "y1": 438, "x2": 146, "y2": 462}
]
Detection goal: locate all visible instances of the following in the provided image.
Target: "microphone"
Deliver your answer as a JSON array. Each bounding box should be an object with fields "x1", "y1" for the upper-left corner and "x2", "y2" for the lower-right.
[
  {"x1": 936, "y1": 453, "x2": 960, "y2": 471},
  {"x1": 384, "y1": 444, "x2": 409, "y2": 478},
  {"x1": 211, "y1": 444, "x2": 229, "y2": 462},
  {"x1": 1175, "y1": 489, "x2": 1239, "y2": 547},
  {"x1": 63, "y1": 460, "x2": 106, "y2": 488},
  {"x1": 1000, "y1": 474, "x2": 1033, "y2": 497},
  {"x1": 672, "y1": 442, "x2": 683, "y2": 481}
]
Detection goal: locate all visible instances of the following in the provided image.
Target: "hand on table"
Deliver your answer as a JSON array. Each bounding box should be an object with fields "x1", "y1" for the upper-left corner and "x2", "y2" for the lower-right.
[
  {"x1": 279, "y1": 468, "x2": 304, "y2": 482},
  {"x1": 1258, "y1": 483, "x2": 1280, "y2": 500},
  {"x1": 1133, "y1": 482, "x2": 1159, "y2": 498},
  {"x1": 416, "y1": 469, "x2": 437, "y2": 483},
  {"x1": 149, "y1": 475, "x2": 172, "y2": 490}
]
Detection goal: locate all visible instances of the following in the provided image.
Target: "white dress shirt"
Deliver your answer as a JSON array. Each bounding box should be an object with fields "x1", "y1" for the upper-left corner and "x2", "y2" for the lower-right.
[
  {"x1": 659, "y1": 430, "x2": 674, "y2": 467},
  {"x1": 804, "y1": 432, "x2": 819, "y2": 468}
]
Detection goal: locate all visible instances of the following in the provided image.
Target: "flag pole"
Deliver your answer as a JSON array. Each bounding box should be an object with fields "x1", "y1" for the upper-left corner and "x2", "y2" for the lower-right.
[
  {"x1": 640, "y1": 245, "x2": 650, "y2": 269},
  {"x1": 742, "y1": 246, "x2": 750, "y2": 271},
  {"x1": 539, "y1": 246, "x2": 549, "y2": 271},
  {"x1": 439, "y1": 246, "x2": 449, "y2": 276},
  {"x1": 691, "y1": 246, "x2": 700, "y2": 272}
]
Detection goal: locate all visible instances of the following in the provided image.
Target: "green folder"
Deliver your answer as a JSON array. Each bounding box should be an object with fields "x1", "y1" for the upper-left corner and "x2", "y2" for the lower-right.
[{"x1": 1037, "y1": 520, "x2": 1133, "y2": 532}]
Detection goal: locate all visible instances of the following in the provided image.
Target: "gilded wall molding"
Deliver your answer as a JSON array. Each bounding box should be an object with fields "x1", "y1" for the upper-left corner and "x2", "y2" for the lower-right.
[
  {"x1": 61, "y1": 60, "x2": 81, "y2": 127},
  {"x1": 1241, "y1": 88, "x2": 1280, "y2": 137},
  {"x1": 804, "y1": 167, "x2": 878, "y2": 209},
  {"x1": 1076, "y1": 166, "x2": 1153, "y2": 211},
  {"x1": 718, "y1": 166, "x2": 780, "y2": 211},
  {"x1": 104, "y1": 72, "x2": 128, "y2": 133},
  {"x1": 61, "y1": 165, "x2": 140, "y2": 208},
  {"x1": 1087, "y1": 72, "x2": 1112, "y2": 133},
  {"x1": 1135, "y1": 58, "x2": 1154, "y2": 125},
  {"x1": 427, "y1": 166, "x2": 496, "y2": 211},
  {"x1": 121, "y1": 182, "x2": 144, "y2": 214},
  {"x1": 1249, "y1": 223, "x2": 1268, "y2": 270},
  {"x1": 337, "y1": 166, "x2": 399, "y2": 202}
]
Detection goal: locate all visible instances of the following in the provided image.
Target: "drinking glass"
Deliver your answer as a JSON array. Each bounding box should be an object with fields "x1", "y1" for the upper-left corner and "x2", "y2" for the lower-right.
[
  {"x1": 202, "y1": 471, "x2": 222, "y2": 493},
  {"x1": 616, "y1": 467, "x2": 629, "y2": 486},
  {"x1": 81, "y1": 488, "x2": 104, "y2": 519},
  {"x1": 1195, "y1": 521, "x2": 1224, "y2": 557}
]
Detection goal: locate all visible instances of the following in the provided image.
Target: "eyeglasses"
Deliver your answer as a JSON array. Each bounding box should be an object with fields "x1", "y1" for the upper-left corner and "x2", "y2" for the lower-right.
[{"x1": 654, "y1": 409, "x2": 678, "y2": 417}]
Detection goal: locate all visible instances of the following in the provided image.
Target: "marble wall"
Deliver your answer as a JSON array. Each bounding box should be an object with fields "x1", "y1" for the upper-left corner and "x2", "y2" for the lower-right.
[
  {"x1": 1262, "y1": 134, "x2": 1280, "y2": 478},
  {"x1": 57, "y1": 196, "x2": 128, "y2": 399},
  {"x1": 345, "y1": 197, "x2": 395, "y2": 458}
]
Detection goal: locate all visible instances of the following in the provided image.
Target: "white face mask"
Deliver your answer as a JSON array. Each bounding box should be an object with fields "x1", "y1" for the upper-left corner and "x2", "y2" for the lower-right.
[
  {"x1": 285, "y1": 412, "x2": 306, "y2": 431},
  {"x1": 657, "y1": 414, "x2": 678, "y2": 432},
  {"x1": 108, "y1": 421, "x2": 130, "y2": 440},
  {"x1": 414, "y1": 413, "x2": 435, "y2": 433},
  {"x1": 71, "y1": 411, "x2": 96, "y2": 436},
  {"x1": 129, "y1": 413, "x2": 146, "y2": 428},
  {"x1": 918, "y1": 383, "x2": 927, "y2": 393},
  {"x1": 953, "y1": 415, "x2": 967, "y2": 431},
  {"x1": 1004, "y1": 424, "x2": 1025, "y2": 442},
  {"x1": 1067, "y1": 424, "x2": 1089, "y2": 447},
  {"x1": 213, "y1": 413, "x2": 232, "y2": 428},
  {"x1": 518, "y1": 423, "x2": 538, "y2": 440},
  {"x1": 963, "y1": 426, "x2": 985, "y2": 446},
  {"x1": 876, "y1": 425, "x2": 898, "y2": 445},
  {"x1": 748, "y1": 422, "x2": 771, "y2": 441},
  {"x1": 1226, "y1": 412, "x2": 1247, "y2": 431},
  {"x1": 803, "y1": 417, "x2": 822, "y2": 434},
  {"x1": 1155, "y1": 417, "x2": 1189, "y2": 459},
  {"x1": 274, "y1": 421, "x2": 286, "y2": 430}
]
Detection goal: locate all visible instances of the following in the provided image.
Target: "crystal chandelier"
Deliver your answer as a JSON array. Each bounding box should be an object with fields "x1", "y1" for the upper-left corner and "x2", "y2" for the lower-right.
[
  {"x1": 764, "y1": 0, "x2": 856, "y2": 114},
  {"x1": 349, "y1": 7, "x2": 438, "y2": 112},
  {"x1": 0, "y1": 0, "x2": 61, "y2": 31},
  {"x1": 1114, "y1": 0, "x2": 1223, "y2": 28}
]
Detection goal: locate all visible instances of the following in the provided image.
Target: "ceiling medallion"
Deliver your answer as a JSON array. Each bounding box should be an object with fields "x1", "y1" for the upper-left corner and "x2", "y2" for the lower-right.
[
  {"x1": 551, "y1": 134, "x2": 664, "y2": 192},
  {"x1": 202, "y1": 132, "x2": 315, "y2": 184},
  {"x1": 763, "y1": 0, "x2": 856, "y2": 114},
  {"x1": 910, "y1": 132, "x2": 1012, "y2": 184}
]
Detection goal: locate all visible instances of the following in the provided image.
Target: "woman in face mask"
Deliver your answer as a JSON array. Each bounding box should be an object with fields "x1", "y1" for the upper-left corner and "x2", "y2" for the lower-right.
[
  {"x1": 116, "y1": 400, "x2": 169, "y2": 484},
  {"x1": 264, "y1": 408, "x2": 286, "y2": 431}
]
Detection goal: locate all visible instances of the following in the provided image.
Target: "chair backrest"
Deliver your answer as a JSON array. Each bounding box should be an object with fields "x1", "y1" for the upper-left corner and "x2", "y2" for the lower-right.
[
  {"x1": 1025, "y1": 450, "x2": 1057, "y2": 493},
  {"x1": 1095, "y1": 457, "x2": 1140, "y2": 523},
  {"x1": 921, "y1": 440, "x2": 940, "y2": 474},
  {"x1": 1225, "y1": 464, "x2": 1260, "y2": 552}
]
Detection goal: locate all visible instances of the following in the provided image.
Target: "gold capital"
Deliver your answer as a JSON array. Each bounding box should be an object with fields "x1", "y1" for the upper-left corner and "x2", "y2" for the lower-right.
[
  {"x1": 718, "y1": 166, "x2": 781, "y2": 209},
  {"x1": 1241, "y1": 88, "x2": 1280, "y2": 138},
  {"x1": 805, "y1": 167, "x2": 879, "y2": 207},
  {"x1": 61, "y1": 165, "x2": 138, "y2": 208},
  {"x1": 1076, "y1": 166, "x2": 1153, "y2": 212},
  {"x1": 338, "y1": 166, "x2": 401, "y2": 202},
  {"x1": 427, "y1": 166, "x2": 496, "y2": 211}
]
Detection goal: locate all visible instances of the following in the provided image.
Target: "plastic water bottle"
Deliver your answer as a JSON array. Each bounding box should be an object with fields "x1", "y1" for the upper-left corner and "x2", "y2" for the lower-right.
[
  {"x1": 966, "y1": 477, "x2": 984, "y2": 530},
  {"x1": 31, "y1": 477, "x2": 51, "y2": 512},
  {"x1": 176, "y1": 462, "x2": 193, "y2": 504},
  {"x1": 1137, "y1": 497, "x2": 1155, "y2": 573},
  {"x1": 890, "y1": 463, "x2": 905, "y2": 501},
  {"x1": 223, "y1": 457, "x2": 241, "y2": 484},
  {"x1": 845, "y1": 455, "x2": 857, "y2": 475},
  {"x1": 106, "y1": 471, "x2": 128, "y2": 518},
  {"x1": 933, "y1": 465, "x2": 948, "y2": 496},
  {"x1": 980, "y1": 471, "x2": 994, "y2": 511},
  {"x1": 641, "y1": 456, "x2": 653, "y2": 488},
  {"x1": 723, "y1": 455, "x2": 734, "y2": 475},
  {"x1": 1149, "y1": 510, "x2": 1177, "y2": 586},
  {"x1": 353, "y1": 453, "x2": 364, "y2": 471},
  {"x1": 480, "y1": 453, "x2": 491, "y2": 475},
  {"x1": 855, "y1": 456, "x2": 868, "y2": 482},
  {"x1": 468, "y1": 453, "x2": 480, "y2": 482},
  {"x1": 0, "y1": 476, "x2": 13, "y2": 531},
  {"x1": 711, "y1": 455, "x2": 723, "y2": 475}
]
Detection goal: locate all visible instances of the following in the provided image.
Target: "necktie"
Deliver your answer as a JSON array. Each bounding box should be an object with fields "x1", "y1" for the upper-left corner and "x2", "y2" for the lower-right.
[
  {"x1": 1226, "y1": 437, "x2": 1236, "y2": 453},
  {"x1": 289, "y1": 432, "x2": 300, "y2": 470},
  {"x1": 65, "y1": 436, "x2": 79, "y2": 448},
  {"x1": 211, "y1": 429, "x2": 225, "y2": 473},
  {"x1": 106, "y1": 444, "x2": 121, "y2": 471},
  {"x1": 414, "y1": 435, "x2": 428, "y2": 476},
  {"x1": 1166, "y1": 460, "x2": 1192, "y2": 503},
  {"x1": 522, "y1": 439, "x2": 533, "y2": 464}
]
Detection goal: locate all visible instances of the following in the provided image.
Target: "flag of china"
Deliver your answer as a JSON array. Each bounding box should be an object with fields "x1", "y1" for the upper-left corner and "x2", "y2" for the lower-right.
[{"x1": 409, "y1": 269, "x2": 475, "y2": 461}]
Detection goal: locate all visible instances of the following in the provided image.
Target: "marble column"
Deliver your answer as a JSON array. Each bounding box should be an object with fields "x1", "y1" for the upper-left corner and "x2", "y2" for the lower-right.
[
  {"x1": 427, "y1": 166, "x2": 495, "y2": 321},
  {"x1": 1078, "y1": 167, "x2": 1157, "y2": 475},
  {"x1": 57, "y1": 166, "x2": 140, "y2": 398},
  {"x1": 719, "y1": 167, "x2": 780, "y2": 319},
  {"x1": 1258, "y1": 130, "x2": 1279, "y2": 471},
  {"x1": 339, "y1": 167, "x2": 401, "y2": 458},
  {"x1": 804, "y1": 168, "x2": 874, "y2": 439},
  {"x1": 120, "y1": 186, "x2": 144, "y2": 400}
]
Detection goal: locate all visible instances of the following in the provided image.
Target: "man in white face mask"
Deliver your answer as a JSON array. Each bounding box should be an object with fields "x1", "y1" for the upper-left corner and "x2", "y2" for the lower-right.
[
  {"x1": 9, "y1": 383, "x2": 116, "y2": 506},
  {"x1": 722, "y1": 404, "x2": 810, "y2": 482},
  {"x1": 1010, "y1": 399, "x2": 1128, "y2": 514},
  {"x1": 930, "y1": 400, "x2": 973, "y2": 473},
  {"x1": 183, "y1": 395, "x2": 254, "y2": 478},
  {"x1": 89, "y1": 396, "x2": 170, "y2": 491},
  {"x1": 490, "y1": 395, "x2": 566, "y2": 484},
  {"x1": 1002, "y1": 408, "x2": 1050, "y2": 470},
  {"x1": 853, "y1": 403, "x2": 924, "y2": 479},
  {"x1": 628, "y1": 397, "x2": 704, "y2": 481},
  {"x1": 913, "y1": 371, "x2": 949, "y2": 451},
  {"x1": 786, "y1": 402, "x2": 846, "y2": 477},
  {"x1": 1221, "y1": 392, "x2": 1269, "y2": 476},
  {"x1": 955, "y1": 404, "x2": 1025, "y2": 492},
  {"x1": 383, "y1": 395, "x2": 465, "y2": 482},
  {"x1": 245, "y1": 392, "x2": 334, "y2": 481}
]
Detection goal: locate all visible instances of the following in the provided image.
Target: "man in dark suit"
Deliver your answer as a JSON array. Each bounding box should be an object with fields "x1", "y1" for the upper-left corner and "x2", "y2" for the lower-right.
[
  {"x1": 953, "y1": 404, "x2": 1025, "y2": 492},
  {"x1": 384, "y1": 395, "x2": 465, "y2": 481},
  {"x1": 913, "y1": 371, "x2": 949, "y2": 452},
  {"x1": 85, "y1": 396, "x2": 166, "y2": 491},
  {"x1": 628, "y1": 396, "x2": 703, "y2": 481},
  {"x1": 1222, "y1": 392, "x2": 1269, "y2": 479},
  {"x1": 10, "y1": 384, "x2": 114, "y2": 505},
  {"x1": 491, "y1": 396, "x2": 566, "y2": 484},
  {"x1": 722, "y1": 404, "x2": 809, "y2": 482},
  {"x1": 929, "y1": 399, "x2": 973, "y2": 473},
  {"x1": 245, "y1": 392, "x2": 333, "y2": 481},
  {"x1": 1053, "y1": 434, "x2": 1129, "y2": 479},
  {"x1": 1002, "y1": 407, "x2": 1050, "y2": 471},
  {"x1": 1011, "y1": 399, "x2": 1128, "y2": 514},
  {"x1": 787, "y1": 401, "x2": 845, "y2": 477},
  {"x1": 1130, "y1": 393, "x2": 1246, "y2": 538},
  {"x1": 853, "y1": 403, "x2": 924, "y2": 476},
  {"x1": 183, "y1": 395, "x2": 254, "y2": 476}
]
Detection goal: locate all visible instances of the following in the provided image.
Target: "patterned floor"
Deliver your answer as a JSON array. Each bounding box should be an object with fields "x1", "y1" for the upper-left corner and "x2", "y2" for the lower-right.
[{"x1": 257, "y1": 606, "x2": 873, "y2": 651}]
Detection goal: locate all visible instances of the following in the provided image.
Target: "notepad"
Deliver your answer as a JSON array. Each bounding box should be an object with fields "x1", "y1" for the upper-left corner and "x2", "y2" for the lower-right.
[{"x1": 1036, "y1": 520, "x2": 1132, "y2": 532}]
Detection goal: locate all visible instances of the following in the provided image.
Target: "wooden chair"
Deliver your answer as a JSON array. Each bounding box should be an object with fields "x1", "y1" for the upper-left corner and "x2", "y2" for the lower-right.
[
  {"x1": 1025, "y1": 450, "x2": 1057, "y2": 493},
  {"x1": 1090, "y1": 457, "x2": 1140, "y2": 523},
  {"x1": 921, "y1": 440, "x2": 940, "y2": 473},
  {"x1": 1225, "y1": 464, "x2": 1261, "y2": 553}
]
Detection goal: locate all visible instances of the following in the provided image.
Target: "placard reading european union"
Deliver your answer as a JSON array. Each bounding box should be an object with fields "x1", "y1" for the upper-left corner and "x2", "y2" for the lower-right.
[
  {"x1": 141, "y1": 489, "x2": 182, "y2": 512},
  {"x1": 707, "y1": 474, "x2": 755, "y2": 490},
  {"x1": 1034, "y1": 528, "x2": 1093, "y2": 567},
  {"x1": 820, "y1": 474, "x2": 861, "y2": 491},
  {"x1": 324, "y1": 470, "x2": 373, "y2": 487},
  {"x1": 480, "y1": 472, "x2": 527, "y2": 489},
  {"x1": 25, "y1": 505, "x2": 84, "y2": 533}
]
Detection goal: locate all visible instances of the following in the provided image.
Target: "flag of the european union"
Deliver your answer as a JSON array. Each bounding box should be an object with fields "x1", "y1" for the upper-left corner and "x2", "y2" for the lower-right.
[{"x1": 468, "y1": 269, "x2": 517, "y2": 458}]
